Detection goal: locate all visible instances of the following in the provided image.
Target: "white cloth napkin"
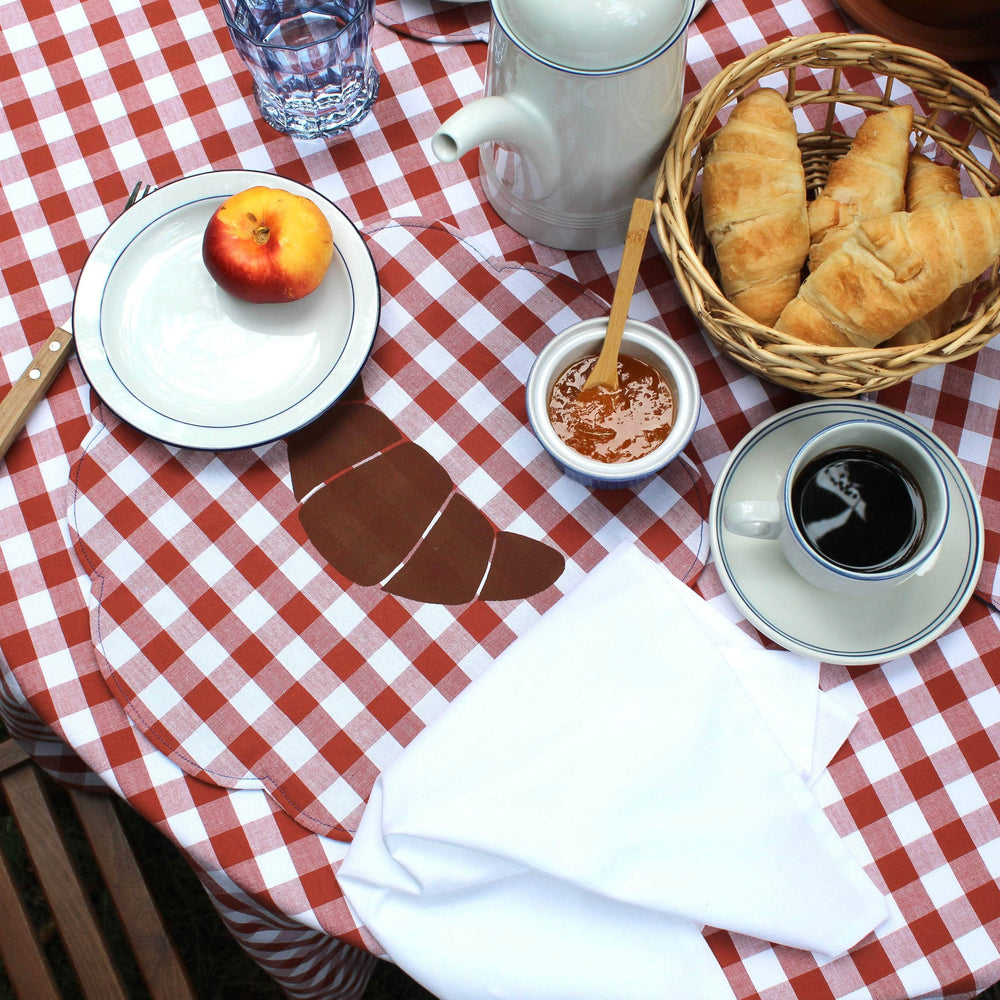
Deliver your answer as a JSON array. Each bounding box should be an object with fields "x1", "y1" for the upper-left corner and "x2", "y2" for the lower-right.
[
  {"x1": 338, "y1": 544, "x2": 888, "y2": 1000},
  {"x1": 669, "y1": 572, "x2": 859, "y2": 787}
]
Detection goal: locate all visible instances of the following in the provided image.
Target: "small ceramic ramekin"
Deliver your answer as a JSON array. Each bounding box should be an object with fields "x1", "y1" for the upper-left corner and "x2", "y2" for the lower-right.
[{"x1": 525, "y1": 317, "x2": 700, "y2": 489}]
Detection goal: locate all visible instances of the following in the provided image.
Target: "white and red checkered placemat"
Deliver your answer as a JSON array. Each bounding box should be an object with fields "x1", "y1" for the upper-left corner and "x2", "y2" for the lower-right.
[
  {"x1": 376, "y1": 0, "x2": 489, "y2": 44},
  {"x1": 68, "y1": 218, "x2": 711, "y2": 837}
]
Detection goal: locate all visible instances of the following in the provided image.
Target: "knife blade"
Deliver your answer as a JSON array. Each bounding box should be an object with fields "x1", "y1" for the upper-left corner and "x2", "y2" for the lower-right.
[{"x1": 0, "y1": 319, "x2": 74, "y2": 463}]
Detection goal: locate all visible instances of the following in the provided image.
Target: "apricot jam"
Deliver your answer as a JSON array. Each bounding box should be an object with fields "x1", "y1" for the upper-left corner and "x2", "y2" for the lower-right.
[{"x1": 547, "y1": 353, "x2": 674, "y2": 464}]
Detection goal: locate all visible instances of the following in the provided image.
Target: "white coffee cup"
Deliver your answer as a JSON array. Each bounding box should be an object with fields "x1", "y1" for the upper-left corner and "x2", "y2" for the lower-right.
[{"x1": 723, "y1": 419, "x2": 949, "y2": 595}]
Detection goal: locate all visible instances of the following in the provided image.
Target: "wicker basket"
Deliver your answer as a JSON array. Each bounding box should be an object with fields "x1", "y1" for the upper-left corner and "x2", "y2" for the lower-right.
[{"x1": 654, "y1": 32, "x2": 1000, "y2": 397}]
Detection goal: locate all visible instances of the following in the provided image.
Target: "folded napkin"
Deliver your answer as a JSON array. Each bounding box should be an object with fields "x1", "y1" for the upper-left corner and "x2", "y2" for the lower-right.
[
  {"x1": 668, "y1": 570, "x2": 859, "y2": 787},
  {"x1": 338, "y1": 544, "x2": 888, "y2": 1000}
]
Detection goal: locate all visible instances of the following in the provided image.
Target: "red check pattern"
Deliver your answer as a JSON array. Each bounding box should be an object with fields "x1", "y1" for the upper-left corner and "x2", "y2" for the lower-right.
[
  {"x1": 377, "y1": 0, "x2": 490, "y2": 44},
  {"x1": 1, "y1": 0, "x2": 999, "y2": 998},
  {"x1": 68, "y1": 218, "x2": 710, "y2": 839}
]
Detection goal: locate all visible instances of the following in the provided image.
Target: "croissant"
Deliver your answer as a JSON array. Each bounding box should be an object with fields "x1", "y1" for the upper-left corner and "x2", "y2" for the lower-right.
[
  {"x1": 905, "y1": 151, "x2": 963, "y2": 210},
  {"x1": 701, "y1": 87, "x2": 809, "y2": 326},
  {"x1": 776, "y1": 196, "x2": 1000, "y2": 348},
  {"x1": 286, "y1": 382, "x2": 565, "y2": 605},
  {"x1": 887, "y1": 152, "x2": 973, "y2": 347},
  {"x1": 808, "y1": 105, "x2": 913, "y2": 270}
]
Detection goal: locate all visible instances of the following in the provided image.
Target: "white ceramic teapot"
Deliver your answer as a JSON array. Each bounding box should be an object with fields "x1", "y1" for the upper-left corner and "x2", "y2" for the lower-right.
[{"x1": 431, "y1": 0, "x2": 699, "y2": 250}]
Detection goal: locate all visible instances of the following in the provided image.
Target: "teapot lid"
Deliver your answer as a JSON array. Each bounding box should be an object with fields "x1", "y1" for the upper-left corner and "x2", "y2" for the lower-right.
[{"x1": 492, "y1": 0, "x2": 694, "y2": 72}]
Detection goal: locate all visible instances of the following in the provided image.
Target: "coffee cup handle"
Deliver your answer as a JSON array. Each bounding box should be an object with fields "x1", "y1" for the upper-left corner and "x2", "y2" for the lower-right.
[{"x1": 723, "y1": 500, "x2": 783, "y2": 539}]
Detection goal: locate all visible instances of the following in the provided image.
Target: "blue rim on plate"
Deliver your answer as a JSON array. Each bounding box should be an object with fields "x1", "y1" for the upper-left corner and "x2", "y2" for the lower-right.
[
  {"x1": 73, "y1": 170, "x2": 381, "y2": 450},
  {"x1": 708, "y1": 400, "x2": 984, "y2": 666}
]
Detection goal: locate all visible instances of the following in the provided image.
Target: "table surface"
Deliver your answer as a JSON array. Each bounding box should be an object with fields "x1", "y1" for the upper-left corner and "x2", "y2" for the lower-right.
[{"x1": 2, "y1": 1, "x2": 1000, "y2": 998}]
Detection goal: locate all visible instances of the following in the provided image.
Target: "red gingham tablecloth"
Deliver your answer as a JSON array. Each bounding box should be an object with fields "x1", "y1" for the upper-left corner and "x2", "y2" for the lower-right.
[{"x1": 2, "y1": 0, "x2": 1000, "y2": 998}]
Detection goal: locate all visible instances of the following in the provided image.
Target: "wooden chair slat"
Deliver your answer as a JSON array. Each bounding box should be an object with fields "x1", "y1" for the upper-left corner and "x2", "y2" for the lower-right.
[
  {"x1": 0, "y1": 737, "x2": 198, "y2": 1000},
  {"x1": 70, "y1": 787, "x2": 197, "y2": 1000},
  {"x1": 1, "y1": 763, "x2": 129, "y2": 1000},
  {"x1": 0, "y1": 841, "x2": 62, "y2": 1000},
  {"x1": 0, "y1": 736, "x2": 29, "y2": 772}
]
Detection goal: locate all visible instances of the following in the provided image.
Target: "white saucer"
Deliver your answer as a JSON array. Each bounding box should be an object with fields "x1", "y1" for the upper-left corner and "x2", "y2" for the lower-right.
[
  {"x1": 708, "y1": 400, "x2": 984, "y2": 666},
  {"x1": 73, "y1": 170, "x2": 380, "y2": 450}
]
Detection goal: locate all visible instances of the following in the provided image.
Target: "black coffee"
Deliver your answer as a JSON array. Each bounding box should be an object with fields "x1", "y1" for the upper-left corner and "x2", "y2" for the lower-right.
[{"x1": 791, "y1": 446, "x2": 925, "y2": 573}]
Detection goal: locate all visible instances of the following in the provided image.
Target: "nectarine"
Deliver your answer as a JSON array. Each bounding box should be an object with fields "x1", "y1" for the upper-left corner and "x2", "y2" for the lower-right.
[{"x1": 202, "y1": 186, "x2": 334, "y2": 303}]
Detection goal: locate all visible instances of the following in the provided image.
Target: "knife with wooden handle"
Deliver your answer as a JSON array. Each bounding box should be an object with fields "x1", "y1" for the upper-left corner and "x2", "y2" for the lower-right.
[{"x1": 0, "y1": 320, "x2": 74, "y2": 463}]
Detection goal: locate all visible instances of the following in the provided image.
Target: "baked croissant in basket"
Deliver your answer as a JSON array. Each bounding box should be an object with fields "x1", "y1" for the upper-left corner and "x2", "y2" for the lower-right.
[
  {"x1": 700, "y1": 87, "x2": 810, "y2": 326},
  {"x1": 286, "y1": 382, "x2": 565, "y2": 605},
  {"x1": 906, "y1": 150, "x2": 963, "y2": 210},
  {"x1": 776, "y1": 196, "x2": 1000, "y2": 348},
  {"x1": 887, "y1": 152, "x2": 975, "y2": 347},
  {"x1": 807, "y1": 104, "x2": 913, "y2": 270}
]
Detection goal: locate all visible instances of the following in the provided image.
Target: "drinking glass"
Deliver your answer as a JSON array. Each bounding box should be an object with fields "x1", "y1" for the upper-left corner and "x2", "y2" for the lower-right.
[{"x1": 218, "y1": 0, "x2": 379, "y2": 139}]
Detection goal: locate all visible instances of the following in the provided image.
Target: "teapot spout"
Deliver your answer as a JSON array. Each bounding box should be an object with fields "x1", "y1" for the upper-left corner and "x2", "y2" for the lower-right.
[{"x1": 432, "y1": 95, "x2": 560, "y2": 198}]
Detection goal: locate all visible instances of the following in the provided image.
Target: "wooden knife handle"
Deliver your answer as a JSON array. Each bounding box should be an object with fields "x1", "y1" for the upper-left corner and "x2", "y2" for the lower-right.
[{"x1": 0, "y1": 327, "x2": 74, "y2": 462}]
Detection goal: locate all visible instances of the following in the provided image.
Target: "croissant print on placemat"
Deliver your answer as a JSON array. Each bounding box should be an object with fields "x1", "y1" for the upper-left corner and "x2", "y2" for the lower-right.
[{"x1": 286, "y1": 381, "x2": 565, "y2": 605}]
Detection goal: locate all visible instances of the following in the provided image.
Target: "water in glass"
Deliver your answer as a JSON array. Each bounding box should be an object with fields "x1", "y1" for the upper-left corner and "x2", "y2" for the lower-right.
[{"x1": 221, "y1": 0, "x2": 378, "y2": 139}]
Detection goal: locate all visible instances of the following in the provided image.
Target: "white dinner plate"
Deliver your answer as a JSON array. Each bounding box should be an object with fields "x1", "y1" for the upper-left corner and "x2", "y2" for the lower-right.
[
  {"x1": 73, "y1": 170, "x2": 380, "y2": 450},
  {"x1": 708, "y1": 400, "x2": 984, "y2": 666}
]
